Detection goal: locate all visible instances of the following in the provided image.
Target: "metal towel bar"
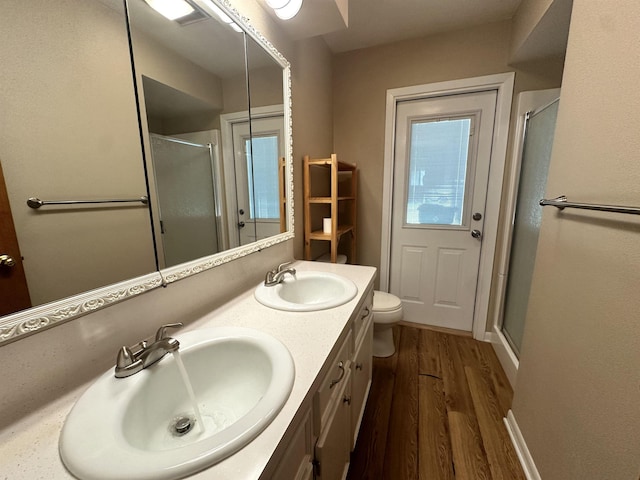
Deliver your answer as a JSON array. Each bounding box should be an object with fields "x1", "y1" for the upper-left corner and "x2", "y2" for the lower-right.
[
  {"x1": 539, "y1": 195, "x2": 640, "y2": 216},
  {"x1": 27, "y1": 196, "x2": 149, "y2": 209}
]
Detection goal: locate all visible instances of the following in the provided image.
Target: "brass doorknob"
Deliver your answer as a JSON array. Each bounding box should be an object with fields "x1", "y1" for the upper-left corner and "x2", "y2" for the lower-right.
[{"x1": 0, "y1": 254, "x2": 16, "y2": 267}]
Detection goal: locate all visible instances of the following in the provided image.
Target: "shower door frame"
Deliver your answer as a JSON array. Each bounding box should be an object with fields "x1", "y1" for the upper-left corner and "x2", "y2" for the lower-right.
[{"x1": 490, "y1": 88, "x2": 560, "y2": 387}]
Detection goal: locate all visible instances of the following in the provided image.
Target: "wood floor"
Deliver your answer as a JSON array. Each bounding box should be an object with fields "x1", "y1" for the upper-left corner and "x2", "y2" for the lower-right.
[{"x1": 347, "y1": 325, "x2": 525, "y2": 480}]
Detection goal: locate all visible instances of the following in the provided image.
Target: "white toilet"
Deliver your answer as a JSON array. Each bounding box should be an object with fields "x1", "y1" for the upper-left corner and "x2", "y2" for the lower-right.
[{"x1": 372, "y1": 291, "x2": 403, "y2": 357}]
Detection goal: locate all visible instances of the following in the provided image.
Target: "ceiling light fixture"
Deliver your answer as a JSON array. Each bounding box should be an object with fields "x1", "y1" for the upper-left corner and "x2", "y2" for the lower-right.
[
  {"x1": 266, "y1": 0, "x2": 303, "y2": 20},
  {"x1": 143, "y1": 0, "x2": 194, "y2": 20}
]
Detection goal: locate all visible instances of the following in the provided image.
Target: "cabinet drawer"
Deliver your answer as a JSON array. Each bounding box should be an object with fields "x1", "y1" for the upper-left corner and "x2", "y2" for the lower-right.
[
  {"x1": 314, "y1": 330, "x2": 352, "y2": 434},
  {"x1": 352, "y1": 288, "x2": 373, "y2": 350}
]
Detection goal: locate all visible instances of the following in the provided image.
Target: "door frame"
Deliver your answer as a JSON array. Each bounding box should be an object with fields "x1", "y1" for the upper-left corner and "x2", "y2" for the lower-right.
[{"x1": 380, "y1": 73, "x2": 515, "y2": 340}]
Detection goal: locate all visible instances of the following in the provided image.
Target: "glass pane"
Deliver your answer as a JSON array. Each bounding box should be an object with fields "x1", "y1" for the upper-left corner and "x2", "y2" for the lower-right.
[
  {"x1": 406, "y1": 118, "x2": 471, "y2": 225},
  {"x1": 150, "y1": 136, "x2": 219, "y2": 267},
  {"x1": 246, "y1": 135, "x2": 280, "y2": 219},
  {"x1": 502, "y1": 100, "x2": 559, "y2": 356}
]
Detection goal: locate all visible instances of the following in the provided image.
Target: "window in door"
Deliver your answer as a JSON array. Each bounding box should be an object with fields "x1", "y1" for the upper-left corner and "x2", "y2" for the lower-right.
[
  {"x1": 245, "y1": 134, "x2": 280, "y2": 220},
  {"x1": 405, "y1": 117, "x2": 473, "y2": 226}
]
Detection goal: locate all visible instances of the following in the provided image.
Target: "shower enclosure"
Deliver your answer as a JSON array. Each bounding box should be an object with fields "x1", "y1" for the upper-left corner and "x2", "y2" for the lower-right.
[
  {"x1": 501, "y1": 98, "x2": 560, "y2": 356},
  {"x1": 149, "y1": 134, "x2": 221, "y2": 268}
]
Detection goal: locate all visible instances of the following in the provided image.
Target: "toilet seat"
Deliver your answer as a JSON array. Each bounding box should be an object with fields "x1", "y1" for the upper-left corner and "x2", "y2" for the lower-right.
[
  {"x1": 373, "y1": 291, "x2": 403, "y2": 324},
  {"x1": 373, "y1": 291, "x2": 402, "y2": 311}
]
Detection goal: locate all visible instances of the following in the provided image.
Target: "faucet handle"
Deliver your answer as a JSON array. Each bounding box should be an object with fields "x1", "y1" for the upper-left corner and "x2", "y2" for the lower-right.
[
  {"x1": 276, "y1": 261, "x2": 293, "y2": 272},
  {"x1": 155, "y1": 322, "x2": 183, "y2": 341},
  {"x1": 116, "y1": 346, "x2": 136, "y2": 369}
]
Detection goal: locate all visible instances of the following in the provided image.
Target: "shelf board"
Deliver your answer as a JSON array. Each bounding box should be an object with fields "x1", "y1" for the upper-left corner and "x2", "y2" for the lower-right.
[
  {"x1": 309, "y1": 225, "x2": 354, "y2": 240},
  {"x1": 308, "y1": 196, "x2": 356, "y2": 203},
  {"x1": 307, "y1": 158, "x2": 357, "y2": 171}
]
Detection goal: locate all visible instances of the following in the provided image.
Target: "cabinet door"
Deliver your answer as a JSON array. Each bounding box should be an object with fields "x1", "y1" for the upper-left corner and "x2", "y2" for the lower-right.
[
  {"x1": 272, "y1": 411, "x2": 313, "y2": 480},
  {"x1": 314, "y1": 331, "x2": 352, "y2": 434},
  {"x1": 315, "y1": 370, "x2": 352, "y2": 480},
  {"x1": 350, "y1": 319, "x2": 373, "y2": 450}
]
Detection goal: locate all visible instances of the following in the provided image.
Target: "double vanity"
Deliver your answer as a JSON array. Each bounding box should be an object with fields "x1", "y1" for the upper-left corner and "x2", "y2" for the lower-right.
[{"x1": 0, "y1": 261, "x2": 376, "y2": 479}]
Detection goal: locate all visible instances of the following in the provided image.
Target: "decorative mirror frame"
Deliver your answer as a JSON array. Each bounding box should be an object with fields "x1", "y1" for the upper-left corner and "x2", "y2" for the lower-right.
[{"x1": 0, "y1": 0, "x2": 294, "y2": 346}]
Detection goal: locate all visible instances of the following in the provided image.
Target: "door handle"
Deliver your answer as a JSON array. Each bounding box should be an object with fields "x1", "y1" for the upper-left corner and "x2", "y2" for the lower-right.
[
  {"x1": 471, "y1": 229, "x2": 482, "y2": 240},
  {"x1": 0, "y1": 254, "x2": 16, "y2": 267}
]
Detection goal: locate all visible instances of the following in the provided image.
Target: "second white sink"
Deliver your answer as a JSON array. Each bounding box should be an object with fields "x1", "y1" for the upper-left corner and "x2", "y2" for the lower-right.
[{"x1": 254, "y1": 271, "x2": 358, "y2": 311}]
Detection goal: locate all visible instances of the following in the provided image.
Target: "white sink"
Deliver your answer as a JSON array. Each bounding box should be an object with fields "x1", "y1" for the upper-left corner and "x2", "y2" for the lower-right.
[
  {"x1": 254, "y1": 271, "x2": 358, "y2": 311},
  {"x1": 59, "y1": 327, "x2": 295, "y2": 480}
]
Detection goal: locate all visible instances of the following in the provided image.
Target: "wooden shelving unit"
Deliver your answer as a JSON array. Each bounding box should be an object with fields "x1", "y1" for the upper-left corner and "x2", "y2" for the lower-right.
[{"x1": 303, "y1": 154, "x2": 357, "y2": 263}]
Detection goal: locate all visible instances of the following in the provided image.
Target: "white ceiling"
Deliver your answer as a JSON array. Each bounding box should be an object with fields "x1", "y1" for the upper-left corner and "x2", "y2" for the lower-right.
[{"x1": 259, "y1": 0, "x2": 524, "y2": 53}]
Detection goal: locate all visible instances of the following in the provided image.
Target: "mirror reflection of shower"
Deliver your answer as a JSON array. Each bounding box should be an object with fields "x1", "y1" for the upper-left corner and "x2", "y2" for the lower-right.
[{"x1": 149, "y1": 134, "x2": 224, "y2": 268}]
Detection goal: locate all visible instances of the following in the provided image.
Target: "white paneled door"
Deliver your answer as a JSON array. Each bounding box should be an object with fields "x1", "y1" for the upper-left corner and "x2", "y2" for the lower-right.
[{"x1": 389, "y1": 90, "x2": 497, "y2": 331}]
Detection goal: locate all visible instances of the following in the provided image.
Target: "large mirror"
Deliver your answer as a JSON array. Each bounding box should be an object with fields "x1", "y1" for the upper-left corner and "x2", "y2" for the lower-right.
[{"x1": 0, "y1": 0, "x2": 293, "y2": 344}]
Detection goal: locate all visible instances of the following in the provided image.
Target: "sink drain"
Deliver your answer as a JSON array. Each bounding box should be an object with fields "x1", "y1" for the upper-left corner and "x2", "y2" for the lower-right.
[{"x1": 171, "y1": 416, "x2": 193, "y2": 436}]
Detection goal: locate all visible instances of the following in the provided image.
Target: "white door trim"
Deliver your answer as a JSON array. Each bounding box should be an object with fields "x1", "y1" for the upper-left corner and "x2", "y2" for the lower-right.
[{"x1": 380, "y1": 73, "x2": 515, "y2": 340}]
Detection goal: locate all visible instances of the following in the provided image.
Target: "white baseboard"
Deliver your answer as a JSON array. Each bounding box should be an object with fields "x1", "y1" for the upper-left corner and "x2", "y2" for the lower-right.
[
  {"x1": 488, "y1": 325, "x2": 519, "y2": 388},
  {"x1": 504, "y1": 410, "x2": 542, "y2": 480}
]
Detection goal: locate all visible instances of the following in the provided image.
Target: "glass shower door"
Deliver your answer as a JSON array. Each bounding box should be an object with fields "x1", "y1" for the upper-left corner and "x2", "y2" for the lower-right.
[
  {"x1": 150, "y1": 135, "x2": 220, "y2": 268},
  {"x1": 501, "y1": 100, "x2": 559, "y2": 356}
]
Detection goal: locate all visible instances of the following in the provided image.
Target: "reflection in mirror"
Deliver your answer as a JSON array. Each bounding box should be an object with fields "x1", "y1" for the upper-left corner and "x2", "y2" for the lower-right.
[
  {"x1": 0, "y1": 0, "x2": 157, "y2": 317},
  {"x1": 127, "y1": 0, "x2": 270, "y2": 266},
  {"x1": 246, "y1": 35, "x2": 287, "y2": 241}
]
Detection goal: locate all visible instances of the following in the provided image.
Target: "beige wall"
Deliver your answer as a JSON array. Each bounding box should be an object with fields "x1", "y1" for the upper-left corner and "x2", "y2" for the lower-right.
[
  {"x1": 291, "y1": 37, "x2": 335, "y2": 259},
  {"x1": 132, "y1": 30, "x2": 224, "y2": 111},
  {"x1": 511, "y1": 0, "x2": 640, "y2": 478},
  {"x1": 333, "y1": 20, "x2": 563, "y2": 277},
  {"x1": 510, "y1": 0, "x2": 554, "y2": 59}
]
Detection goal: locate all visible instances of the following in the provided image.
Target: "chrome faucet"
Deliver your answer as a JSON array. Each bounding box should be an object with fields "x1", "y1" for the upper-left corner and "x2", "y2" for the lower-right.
[
  {"x1": 114, "y1": 323, "x2": 182, "y2": 378},
  {"x1": 264, "y1": 261, "x2": 297, "y2": 286}
]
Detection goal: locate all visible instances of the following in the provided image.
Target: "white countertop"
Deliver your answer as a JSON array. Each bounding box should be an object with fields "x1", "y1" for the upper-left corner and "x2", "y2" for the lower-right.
[{"x1": 0, "y1": 261, "x2": 376, "y2": 479}]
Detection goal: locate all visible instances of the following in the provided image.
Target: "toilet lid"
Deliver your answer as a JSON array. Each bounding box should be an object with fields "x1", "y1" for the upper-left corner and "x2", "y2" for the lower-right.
[{"x1": 373, "y1": 291, "x2": 402, "y2": 312}]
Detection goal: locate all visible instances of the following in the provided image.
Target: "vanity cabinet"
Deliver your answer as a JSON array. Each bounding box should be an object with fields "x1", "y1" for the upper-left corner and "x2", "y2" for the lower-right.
[{"x1": 261, "y1": 285, "x2": 374, "y2": 480}]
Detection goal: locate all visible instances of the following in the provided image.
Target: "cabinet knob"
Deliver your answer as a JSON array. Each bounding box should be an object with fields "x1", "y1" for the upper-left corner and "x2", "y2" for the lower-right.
[
  {"x1": 343, "y1": 395, "x2": 351, "y2": 405},
  {"x1": 355, "y1": 362, "x2": 363, "y2": 371},
  {"x1": 361, "y1": 306, "x2": 370, "y2": 318}
]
